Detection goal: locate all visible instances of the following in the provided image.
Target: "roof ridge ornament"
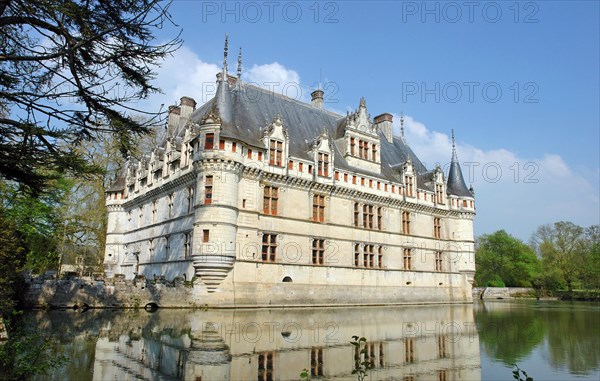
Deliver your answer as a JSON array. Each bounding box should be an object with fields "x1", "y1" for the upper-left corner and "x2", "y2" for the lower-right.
[
  {"x1": 451, "y1": 129, "x2": 458, "y2": 161},
  {"x1": 359, "y1": 96, "x2": 366, "y2": 108},
  {"x1": 222, "y1": 33, "x2": 228, "y2": 79},
  {"x1": 400, "y1": 111, "x2": 406, "y2": 144},
  {"x1": 237, "y1": 47, "x2": 242, "y2": 79}
]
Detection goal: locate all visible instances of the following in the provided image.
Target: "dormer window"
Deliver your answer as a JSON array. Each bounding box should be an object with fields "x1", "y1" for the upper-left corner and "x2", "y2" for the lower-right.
[
  {"x1": 404, "y1": 175, "x2": 414, "y2": 197},
  {"x1": 435, "y1": 184, "x2": 444, "y2": 204},
  {"x1": 205, "y1": 133, "x2": 214, "y2": 150},
  {"x1": 269, "y1": 139, "x2": 283, "y2": 166},
  {"x1": 318, "y1": 153, "x2": 329, "y2": 177}
]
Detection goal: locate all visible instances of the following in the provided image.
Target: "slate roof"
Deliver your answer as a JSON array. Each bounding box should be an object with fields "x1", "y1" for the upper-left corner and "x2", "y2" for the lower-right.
[
  {"x1": 113, "y1": 76, "x2": 472, "y2": 198},
  {"x1": 188, "y1": 78, "x2": 448, "y2": 187}
]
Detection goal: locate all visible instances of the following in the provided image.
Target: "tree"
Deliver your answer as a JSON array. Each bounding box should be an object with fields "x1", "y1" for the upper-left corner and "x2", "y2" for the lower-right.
[
  {"x1": 531, "y1": 221, "x2": 587, "y2": 291},
  {"x1": 0, "y1": 0, "x2": 181, "y2": 194},
  {"x1": 475, "y1": 230, "x2": 541, "y2": 287}
]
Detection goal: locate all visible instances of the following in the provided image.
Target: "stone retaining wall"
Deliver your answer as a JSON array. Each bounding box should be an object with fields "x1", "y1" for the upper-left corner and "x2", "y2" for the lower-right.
[{"x1": 473, "y1": 287, "x2": 535, "y2": 300}]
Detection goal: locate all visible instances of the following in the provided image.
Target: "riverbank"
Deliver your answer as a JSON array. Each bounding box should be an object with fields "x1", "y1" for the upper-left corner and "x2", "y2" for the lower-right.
[{"x1": 473, "y1": 287, "x2": 600, "y2": 301}]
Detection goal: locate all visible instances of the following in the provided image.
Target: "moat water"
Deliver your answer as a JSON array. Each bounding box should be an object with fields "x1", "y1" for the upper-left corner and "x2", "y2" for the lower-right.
[{"x1": 17, "y1": 300, "x2": 600, "y2": 380}]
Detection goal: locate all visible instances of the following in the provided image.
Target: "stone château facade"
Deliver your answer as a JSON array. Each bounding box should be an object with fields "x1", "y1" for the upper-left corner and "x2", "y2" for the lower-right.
[{"x1": 104, "y1": 46, "x2": 476, "y2": 307}]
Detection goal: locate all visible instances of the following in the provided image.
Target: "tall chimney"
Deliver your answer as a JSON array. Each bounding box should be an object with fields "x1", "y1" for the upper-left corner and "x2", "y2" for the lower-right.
[
  {"x1": 167, "y1": 105, "x2": 181, "y2": 131},
  {"x1": 179, "y1": 96, "x2": 197, "y2": 119},
  {"x1": 311, "y1": 89, "x2": 324, "y2": 109},
  {"x1": 374, "y1": 113, "x2": 394, "y2": 143}
]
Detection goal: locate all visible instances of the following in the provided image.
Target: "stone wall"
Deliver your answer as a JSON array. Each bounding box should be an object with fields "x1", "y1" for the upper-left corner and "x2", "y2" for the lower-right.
[{"x1": 473, "y1": 287, "x2": 536, "y2": 300}]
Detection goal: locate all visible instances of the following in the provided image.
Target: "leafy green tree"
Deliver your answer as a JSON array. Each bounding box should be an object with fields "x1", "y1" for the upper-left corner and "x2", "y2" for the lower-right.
[
  {"x1": 475, "y1": 230, "x2": 541, "y2": 287},
  {"x1": 0, "y1": 0, "x2": 181, "y2": 194},
  {"x1": 531, "y1": 221, "x2": 588, "y2": 291}
]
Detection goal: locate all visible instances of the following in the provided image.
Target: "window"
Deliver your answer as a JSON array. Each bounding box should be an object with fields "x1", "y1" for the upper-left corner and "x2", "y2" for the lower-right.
[
  {"x1": 168, "y1": 193, "x2": 174, "y2": 217},
  {"x1": 470, "y1": 200, "x2": 474, "y2": 208},
  {"x1": 353, "y1": 203, "x2": 360, "y2": 227},
  {"x1": 165, "y1": 235, "x2": 170, "y2": 258},
  {"x1": 288, "y1": 160, "x2": 293, "y2": 170},
  {"x1": 436, "y1": 184, "x2": 444, "y2": 204},
  {"x1": 247, "y1": 148, "x2": 252, "y2": 158},
  {"x1": 354, "y1": 244, "x2": 360, "y2": 267},
  {"x1": 363, "y1": 245, "x2": 369, "y2": 267},
  {"x1": 308, "y1": 165, "x2": 313, "y2": 174},
  {"x1": 405, "y1": 338, "x2": 415, "y2": 363},
  {"x1": 202, "y1": 229, "x2": 209, "y2": 243},
  {"x1": 378, "y1": 247, "x2": 383, "y2": 268},
  {"x1": 352, "y1": 175, "x2": 357, "y2": 184},
  {"x1": 148, "y1": 239, "x2": 154, "y2": 257},
  {"x1": 257, "y1": 351, "x2": 274, "y2": 381},
  {"x1": 403, "y1": 248, "x2": 412, "y2": 270},
  {"x1": 438, "y1": 335, "x2": 447, "y2": 358},
  {"x1": 318, "y1": 153, "x2": 329, "y2": 176},
  {"x1": 350, "y1": 137, "x2": 355, "y2": 155},
  {"x1": 263, "y1": 186, "x2": 279, "y2": 215},
  {"x1": 435, "y1": 251, "x2": 443, "y2": 272},
  {"x1": 312, "y1": 239, "x2": 325, "y2": 265},
  {"x1": 438, "y1": 370, "x2": 447, "y2": 381},
  {"x1": 402, "y1": 211, "x2": 410, "y2": 235},
  {"x1": 434, "y1": 217, "x2": 441, "y2": 239},
  {"x1": 187, "y1": 187, "x2": 194, "y2": 213},
  {"x1": 377, "y1": 181, "x2": 381, "y2": 190},
  {"x1": 299, "y1": 162, "x2": 303, "y2": 172},
  {"x1": 361, "y1": 177, "x2": 365, "y2": 186},
  {"x1": 269, "y1": 139, "x2": 283, "y2": 166},
  {"x1": 363, "y1": 205, "x2": 373, "y2": 229},
  {"x1": 344, "y1": 173, "x2": 348, "y2": 182},
  {"x1": 335, "y1": 171, "x2": 340, "y2": 180},
  {"x1": 184, "y1": 233, "x2": 191, "y2": 257},
  {"x1": 377, "y1": 207, "x2": 383, "y2": 230},
  {"x1": 204, "y1": 176, "x2": 213, "y2": 205},
  {"x1": 204, "y1": 133, "x2": 214, "y2": 150},
  {"x1": 258, "y1": 151, "x2": 263, "y2": 161},
  {"x1": 261, "y1": 234, "x2": 277, "y2": 262},
  {"x1": 372, "y1": 143, "x2": 377, "y2": 161},
  {"x1": 463, "y1": 200, "x2": 468, "y2": 207},
  {"x1": 232, "y1": 142, "x2": 237, "y2": 152},
  {"x1": 311, "y1": 348, "x2": 323, "y2": 377},
  {"x1": 404, "y1": 176, "x2": 414, "y2": 197},
  {"x1": 219, "y1": 139, "x2": 225, "y2": 150},
  {"x1": 366, "y1": 244, "x2": 374, "y2": 268},
  {"x1": 312, "y1": 194, "x2": 325, "y2": 222},
  {"x1": 152, "y1": 200, "x2": 157, "y2": 223},
  {"x1": 369, "y1": 179, "x2": 373, "y2": 188}
]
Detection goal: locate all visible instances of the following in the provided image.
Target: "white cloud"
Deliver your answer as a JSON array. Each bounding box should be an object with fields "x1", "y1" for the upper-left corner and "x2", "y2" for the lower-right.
[
  {"x1": 151, "y1": 46, "x2": 221, "y2": 109},
  {"x1": 392, "y1": 114, "x2": 600, "y2": 240}
]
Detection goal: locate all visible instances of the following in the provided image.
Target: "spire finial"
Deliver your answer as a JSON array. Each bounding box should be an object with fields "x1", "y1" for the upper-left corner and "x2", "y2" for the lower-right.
[
  {"x1": 223, "y1": 33, "x2": 229, "y2": 75},
  {"x1": 237, "y1": 47, "x2": 242, "y2": 79},
  {"x1": 400, "y1": 111, "x2": 407, "y2": 144},
  {"x1": 451, "y1": 129, "x2": 458, "y2": 161}
]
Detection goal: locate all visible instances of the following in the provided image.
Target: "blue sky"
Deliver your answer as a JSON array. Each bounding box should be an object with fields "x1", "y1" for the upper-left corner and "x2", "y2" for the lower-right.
[{"x1": 145, "y1": 0, "x2": 599, "y2": 240}]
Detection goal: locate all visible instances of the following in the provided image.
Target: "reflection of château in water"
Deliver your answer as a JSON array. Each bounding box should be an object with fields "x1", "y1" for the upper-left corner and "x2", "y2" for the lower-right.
[
  {"x1": 92, "y1": 305, "x2": 481, "y2": 380},
  {"x1": 103, "y1": 36, "x2": 476, "y2": 307}
]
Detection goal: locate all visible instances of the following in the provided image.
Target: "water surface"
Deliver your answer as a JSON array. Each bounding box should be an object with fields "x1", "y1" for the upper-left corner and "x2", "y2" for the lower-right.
[{"x1": 17, "y1": 300, "x2": 599, "y2": 380}]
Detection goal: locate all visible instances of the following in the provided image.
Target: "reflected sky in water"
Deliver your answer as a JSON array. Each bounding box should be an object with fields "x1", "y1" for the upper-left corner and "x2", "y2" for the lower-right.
[{"x1": 22, "y1": 300, "x2": 600, "y2": 380}]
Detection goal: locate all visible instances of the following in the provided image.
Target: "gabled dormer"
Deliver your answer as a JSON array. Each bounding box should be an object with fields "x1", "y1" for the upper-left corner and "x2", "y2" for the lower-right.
[
  {"x1": 263, "y1": 114, "x2": 289, "y2": 168},
  {"x1": 137, "y1": 157, "x2": 148, "y2": 188},
  {"x1": 181, "y1": 123, "x2": 196, "y2": 168},
  {"x1": 338, "y1": 97, "x2": 381, "y2": 174},
  {"x1": 310, "y1": 129, "x2": 334, "y2": 178},
  {"x1": 433, "y1": 165, "x2": 446, "y2": 204},
  {"x1": 197, "y1": 105, "x2": 222, "y2": 154},
  {"x1": 401, "y1": 157, "x2": 415, "y2": 198}
]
